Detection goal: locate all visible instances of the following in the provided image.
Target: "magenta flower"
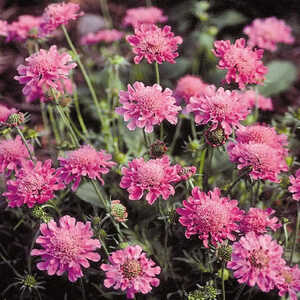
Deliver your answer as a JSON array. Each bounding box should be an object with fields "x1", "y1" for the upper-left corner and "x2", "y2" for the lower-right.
[
  {"x1": 240, "y1": 208, "x2": 281, "y2": 235},
  {"x1": 176, "y1": 187, "x2": 244, "y2": 248},
  {"x1": 0, "y1": 136, "x2": 31, "y2": 175},
  {"x1": 244, "y1": 17, "x2": 294, "y2": 52},
  {"x1": 80, "y1": 29, "x2": 123, "y2": 45},
  {"x1": 127, "y1": 24, "x2": 183, "y2": 64},
  {"x1": 31, "y1": 215, "x2": 101, "y2": 282},
  {"x1": 120, "y1": 155, "x2": 181, "y2": 205},
  {"x1": 213, "y1": 38, "x2": 268, "y2": 89},
  {"x1": 57, "y1": 145, "x2": 116, "y2": 191},
  {"x1": 116, "y1": 82, "x2": 181, "y2": 133},
  {"x1": 289, "y1": 169, "x2": 300, "y2": 201},
  {"x1": 241, "y1": 90, "x2": 273, "y2": 111},
  {"x1": 101, "y1": 245, "x2": 161, "y2": 299},
  {"x1": 228, "y1": 232, "x2": 285, "y2": 292},
  {"x1": 0, "y1": 20, "x2": 8, "y2": 37},
  {"x1": 4, "y1": 159, "x2": 64, "y2": 208},
  {"x1": 186, "y1": 87, "x2": 250, "y2": 136},
  {"x1": 14, "y1": 45, "x2": 76, "y2": 102},
  {"x1": 0, "y1": 104, "x2": 17, "y2": 124},
  {"x1": 123, "y1": 6, "x2": 167, "y2": 28},
  {"x1": 39, "y1": 2, "x2": 84, "y2": 36}
]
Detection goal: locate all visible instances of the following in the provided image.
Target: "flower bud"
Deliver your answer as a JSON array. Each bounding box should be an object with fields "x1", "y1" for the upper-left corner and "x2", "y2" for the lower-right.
[
  {"x1": 149, "y1": 140, "x2": 168, "y2": 158},
  {"x1": 111, "y1": 200, "x2": 128, "y2": 222},
  {"x1": 205, "y1": 126, "x2": 228, "y2": 147}
]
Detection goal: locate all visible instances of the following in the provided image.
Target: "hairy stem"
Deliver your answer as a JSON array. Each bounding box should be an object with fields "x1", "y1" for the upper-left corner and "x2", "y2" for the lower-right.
[{"x1": 16, "y1": 126, "x2": 34, "y2": 161}]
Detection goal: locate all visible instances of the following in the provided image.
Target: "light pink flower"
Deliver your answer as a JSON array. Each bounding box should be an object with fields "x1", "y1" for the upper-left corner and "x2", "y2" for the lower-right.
[
  {"x1": 116, "y1": 82, "x2": 181, "y2": 133},
  {"x1": 4, "y1": 159, "x2": 64, "y2": 208},
  {"x1": 186, "y1": 87, "x2": 250, "y2": 136},
  {"x1": 39, "y1": 2, "x2": 84, "y2": 36},
  {"x1": 0, "y1": 104, "x2": 17, "y2": 124},
  {"x1": 177, "y1": 187, "x2": 244, "y2": 248},
  {"x1": 101, "y1": 245, "x2": 160, "y2": 299},
  {"x1": 31, "y1": 215, "x2": 101, "y2": 282},
  {"x1": 57, "y1": 145, "x2": 116, "y2": 191},
  {"x1": 241, "y1": 90, "x2": 273, "y2": 111},
  {"x1": 289, "y1": 169, "x2": 300, "y2": 201},
  {"x1": 0, "y1": 20, "x2": 8, "y2": 37},
  {"x1": 228, "y1": 232, "x2": 285, "y2": 292},
  {"x1": 127, "y1": 24, "x2": 183, "y2": 64},
  {"x1": 240, "y1": 208, "x2": 281, "y2": 235},
  {"x1": 120, "y1": 155, "x2": 181, "y2": 205},
  {"x1": 80, "y1": 29, "x2": 123, "y2": 45},
  {"x1": 14, "y1": 45, "x2": 76, "y2": 102},
  {"x1": 213, "y1": 38, "x2": 268, "y2": 89},
  {"x1": 123, "y1": 6, "x2": 167, "y2": 28},
  {"x1": 0, "y1": 136, "x2": 31, "y2": 175},
  {"x1": 244, "y1": 17, "x2": 294, "y2": 52}
]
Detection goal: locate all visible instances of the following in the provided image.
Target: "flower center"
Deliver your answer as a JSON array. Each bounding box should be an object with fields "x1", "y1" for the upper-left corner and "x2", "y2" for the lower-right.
[
  {"x1": 121, "y1": 259, "x2": 142, "y2": 279},
  {"x1": 249, "y1": 249, "x2": 270, "y2": 269},
  {"x1": 282, "y1": 270, "x2": 293, "y2": 284},
  {"x1": 137, "y1": 161, "x2": 165, "y2": 186},
  {"x1": 135, "y1": 88, "x2": 162, "y2": 112},
  {"x1": 21, "y1": 173, "x2": 44, "y2": 193}
]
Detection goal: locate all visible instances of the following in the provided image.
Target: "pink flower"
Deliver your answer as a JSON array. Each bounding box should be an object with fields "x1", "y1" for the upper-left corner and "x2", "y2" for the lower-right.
[
  {"x1": 101, "y1": 245, "x2": 160, "y2": 299},
  {"x1": 127, "y1": 24, "x2": 183, "y2": 64},
  {"x1": 123, "y1": 6, "x2": 167, "y2": 28},
  {"x1": 244, "y1": 17, "x2": 294, "y2": 52},
  {"x1": 0, "y1": 104, "x2": 17, "y2": 124},
  {"x1": 0, "y1": 136, "x2": 31, "y2": 175},
  {"x1": 31, "y1": 215, "x2": 101, "y2": 282},
  {"x1": 0, "y1": 20, "x2": 8, "y2": 37},
  {"x1": 80, "y1": 29, "x2": 123, "y2": 45},
  {"x1": 57, "y1": 145, "x2": 116, "y2": 191},
  {"x1": 111, "y1": 200, "x2": 128, "y2": 223},
  {"x1": 176, "y1": 187, "x2": 244, "y2": 248},
  {"x1": 120, "y1": 155, "x2": 181, "y2": 205},
  {"x1": 39, "y1": 2, "x2": 84, "y2": 36},
  {"x1": 186, "y1": 87, "x2": 250, "y2": 136},
  {"x1": 241, "y1": 90, "x2": 273, "y2": 111},
  {"x1": 228, "y1": 232, "x2": 285, "y2": 292},
  {"x1": 4, "y1": 159, "x2": 64, "y2": 208},
  {"x1": 240, "y1": 208, "x2": 281, "y2": 235},
  {"x1": 289, "y1": 169, "x2": 300, "y2": 201},
  {"x1": 116, "y1": 82, "x2": 181, "y2": 133},
  {"x1": 213, "y1": 38, "x2": 268, "y2": 89},
  {"x1": 14, "y1": 45, "x2": 77, "y2": 102}
]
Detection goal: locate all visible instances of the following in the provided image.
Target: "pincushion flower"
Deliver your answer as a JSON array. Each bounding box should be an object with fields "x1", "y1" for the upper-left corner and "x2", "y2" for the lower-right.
[
  {"x1": 57, "y1": 145, "x2": 116, "y2": 191},
  {"x1": 4, "y1": 160, "x2": 64, "y2": 208},
  {"x1": 289, "y1": 169, "x2": 300, "y2": 201},
  {"x1": 0, "y1": 20, "x2": 8, "y2": 37},
  {"x1": 80, "y1": 29, "x2": 123, "y2": 45},
  {"x1": 228, "y1": 232, "x2": 285, "y2": 292},
  {"x1": 14, "y1": 45, "x2": 77, "y2": 102},
  {"x1": 176, "y1": 187, "x2": 244, "y2": 248},
  {"x1": 0, "y1": 104, "x2": 17, "y2": 124},
  {"x1": 244, "y1": 17, "x2": 294, "y2": 52},
  {"x1": 123, "y1": 6, "x2": 167, "y2": 28},
  {"x1": 101, "y1": 245, "x2": 161, "y2": 299},
  {"x1": 111, "y1": 200, "x2": 128, "y2": 222},
  {"x1": 241, "y1": 90, "x2": 273, "y2": 111},
  {"x1": 116, "y1": 82, "x2": 181, "y2": 133},
  {"x1": 39, "y1": 2, "x2": 84, "y2": 36},
  {"x1": 120, "y1": 155, "x2": 181, "y2": 205},
  {"x1": 186, "y1": 87, "x2": 250, "y2": 136},
  {"x1": 31, "y1": 215, "x2": 101, "y2": 282},
  {"x1": 213, "y1": 38, "x2": 268, "y2": 89},
  {"x1": 127, "y1": 24, "x2": 183, "y2": 64},
  {"x1": 240, "y1": 208, "x2": 281, "y2": 235}
]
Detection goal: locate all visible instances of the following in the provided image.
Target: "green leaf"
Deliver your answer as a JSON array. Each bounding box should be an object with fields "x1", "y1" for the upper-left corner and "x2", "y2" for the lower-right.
[
  {"x1": 160, "y1": 58, "x2": 191, "y2": 80},
  {"x1": 211, "y1": 10, "x2": 247, "y2": 29},
  {"x1": 75, "y1": 182, "x2": 103, "y2": 208}
]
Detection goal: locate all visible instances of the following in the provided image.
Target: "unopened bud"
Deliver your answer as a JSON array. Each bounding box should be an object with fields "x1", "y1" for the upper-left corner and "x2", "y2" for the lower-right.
[
  {"x1": 205, "y1": 126, "x2": 228, "y2": 147},
  {"x1": 111, "y1": 200, "x2": 128, "y2": 222},
  {"x1": 149, "y1": 140, "x2": 168, "y2": 158}
]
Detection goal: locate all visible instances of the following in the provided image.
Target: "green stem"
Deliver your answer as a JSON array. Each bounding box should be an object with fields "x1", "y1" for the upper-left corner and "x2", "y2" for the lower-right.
[
  {"x1": 74, "y1": 87, "x2": 88, "y2": 135},
  {"x1": 16, "y1": 126, "x2": 34, "y2": 161},
  {"x1": 225, "y1": 168, "x2": 250, "y2": 196},
  {"x1": 198, "y1": 147, "x2": 207, "y2": 189},
  {"x1": 99, "y1": 0, "x2": 112, "y2": 27},
  {"x1": 143, "y1": 129, "x2": 149, "y2": 148},
  {"x1": 169, "y1": 117, "x2": 182, "y2": 154},
  {"x1": 99, "y1": 236, "x2": 110, "y2": 257},
  {"x1": 146, "y1": 0, "x2": 152, "y2": 6},
  {"x1": 191, "y1": 117, "x2": 197, "y2": 140},
  {"x1": 47, "y1": 105, "x2": 61, "y2": 144},
  {"x1": 221, "y1": 262, "x2": 226, "y2": 300},
  {"x1": 289, "y1": 202, "x2": 300, "y2": 265},
  {"x1": 155, "y1": 62, "x2": 160, "y2": 85},
  {"x1": 40, "y1": 102, "x2": 50, "y2": 134},
  {"x1": 90, "y1": 179, "x2": 109, "y2": 210},
  {"x1": 160, "y1": 123, "x2": 164, "y2": 140}
]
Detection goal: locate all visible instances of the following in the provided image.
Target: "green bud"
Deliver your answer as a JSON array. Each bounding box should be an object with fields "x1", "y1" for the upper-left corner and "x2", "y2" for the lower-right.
[
  {"x1": 217, "y1": 268, "x2": 229, "y2": 281},
  {"x1": 23, "y1": 274, "x2": 37, "y2": 288},
  {"x1": 115, "y1": 152, "x2": 127, "y2": 164},
  {"x1": 188, "y1": 140, "x2": 201, "y2": 152},
  {"x1": 216, "y1": 244, "x2": 232, "y2": 262},
  {"x1": 207, "y1": 26, "x2": 218, "y2": 36},
  {"x1": 119, "y1": 242, "x2": 129, "y2": 249}
]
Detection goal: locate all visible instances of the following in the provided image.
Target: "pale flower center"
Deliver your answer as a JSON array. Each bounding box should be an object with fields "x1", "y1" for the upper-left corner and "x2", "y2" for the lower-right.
[
  {"x1": 249, "y1": 249, "x2": 270, "y2": 269},
  {"x1": 137, "y1": 161, "x2": 165, "y2": 186},
  {"x1": 21, "y1": 173, "x2": 44, "y2": 193},
  {"x1": 121, "y1": 259, "x2": 142, "y2": 280}
]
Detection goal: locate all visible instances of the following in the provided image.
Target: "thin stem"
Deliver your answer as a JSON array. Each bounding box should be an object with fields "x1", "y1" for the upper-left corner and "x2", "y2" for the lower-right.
[
  {"x1": 143, "y1": 129, "x2": 149, "y2": 148},
  {"x1": 40, "y1": 102, "x2": 50, "y2": 134},
  {"x1": 190, "y1": 117, "x2": 197, "y2": 140},
  {"x1": 221, "y1": 262, "x2": 226, "y2": 300},
  {"x1": 160, "y1": 123, "x2": 164, "y2": 140},
  {"x1": 225, "y1": 168, "x2": 250, "y2": 196},
  {"x1": 99, "y1": 236, "x2": 110, "y2": 257},
  {"x1": 99, "y1": 0, "x2": 112, "y2": 27},
  {"x1": 155, "y1": 62, "x2": 160, "y2": 85},
  {"x1": 197, "y1": 147, "x2": 207, "y2": 189},
  {"x1": 169, "y1": 117, "x2": 182, "y2": 154},
  {"x1": 203, "y1": 147, "x2": 213, "y2": 191},
  {"x1": 289, "y1": 202, "x2": 300, "y2": 265},
  {"x1": 16, "y1": 126, "x2": 34, "y2": 161},
  {"x1": 90, "y1": 179, "x2": 109, "y2": 210},
  {"x1": 146, "y1": 0, "x2": 152, "y2": 6},
  {"x1": 73, "y1": 87, "x2": 88, "y2": 135},
  {"x1": 47, "y1": 105, "x2": 61, "y2": 144},
  {"x1": 79, "y1": 278, "x2": 87, "y2": 300}
]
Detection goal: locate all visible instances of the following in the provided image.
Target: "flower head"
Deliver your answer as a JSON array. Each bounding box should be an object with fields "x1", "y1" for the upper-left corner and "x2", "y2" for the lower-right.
[
  {"x1": 241, "y1": 90, "x2": 273, "y2": 111},
  {"x1": 111, "y1": 200, "x2": 128, "y2": 222},
  {"x1": 127, "y1": 24, "x2": 183, "y2": 64},
  {"x1": 101, "y1": 245, "x2": 160, "y2": 299},
  {"x1": 175, "y1": 165, "x2": 197, "y2": 181},
  {"x1": 228, "y1": 232, "x2": 285, "y2": 292},
  {"x1": 289, "y1": 169, "x2": 300, "y2": 201},
  {"x1": 244, "y1": 17, "x2": 294, "y2": 52},
  {"x1": 0, "y1": 104, "x2": 17, "y2": 124},
  {"x1": 116, "y1": 82, "x2": 181, "y2": 133},
  {"x1": 120, "y1": 155, "x2": 181, "y2": 205},
  {"x1": 14, "y1": 45, "x2": 76, "y2": 102},
  {"x1": 187, "y1": 87, "x2": 250, "y2": 136},
  {"x1": 57, "y1": 145, "x2": 116, "y2": 191},
  {"x1": 4, "y1": 159, "x2": 64, "y2": 208},
  {"x1": 213, "y1": 38, "x2": 268, "y2": 89},
  {"x1": 31, "y1": 215, "x2": 101, "y2": 282},
  {"x1": 80, "y1": 29, "x2": 123, "y2": 45},
  {"x1": 176, "y1": 187, "x2": 244, "y2": 248},
  {"x1": 0, "y1": 20, "x2": 8, "y2": 37}
]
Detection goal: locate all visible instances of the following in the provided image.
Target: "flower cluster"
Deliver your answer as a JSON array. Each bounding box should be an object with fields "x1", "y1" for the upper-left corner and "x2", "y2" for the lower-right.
[
  {"x1": 80, "y1": 29, "x2": 123, "y2": 45},
  {"x1": 240, "y1": 90, "x2": 273, "y2": 111}
]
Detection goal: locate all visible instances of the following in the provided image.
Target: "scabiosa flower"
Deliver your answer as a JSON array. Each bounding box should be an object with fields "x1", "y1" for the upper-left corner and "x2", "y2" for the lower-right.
[
  {"x1": 240, "y1": 208, "x2": 281, "y2": 235},
  {"x1": 176, "y1": 187, "x2": 244, "y2": 248},
  {"x1": 0, "y1": 20, "x2": 8, "y2": 37},
  {"x1": 241, "y1": 90, "x2": 273, "y2": 111},
  {"x1": 123, "y1": 6, "x2": 167, "y2": 28},
  {"x1": 116, "y1": 82, "x2": 181, "y2": 133},
  {"x1": 0, "y1": 136, "x2": 31, "y2": 175},
  {"x1": 213, "y1": 38, "x2": 268, "y2": 89},
  {"x1": 244, "y1": 17, "x2": 294, "y2": 52},
  {"x1": 80, "y1": 29, "x2": 123, "y2": 45},
  {"x1": 0, "y1": 104, "x2": 17, "y2": 124},
  {"x1": 31, "y1": 215, "x2": 101, "y2": 282},
  {"x1": 289, "y1": 169, "x2": 300, "y2": 201},
  {"x1": 39, "y1": 2, "x2": 84, "y2": 36},
  {"x1": 228, "y1": 232, "x2": 285, "y2": 292},
  {"x1": 127, "y1": 24, "x2": 183, "y2": 64},
  {"x1": 101, "y1": 245, "x2": 161, "y2": 299},
  {"x1": 4, "y1": 160, "x2": 64, "y2": 208},
  {"x1": 57, "y1": 145, "x2": 116, "y2": 191},
  {"x1": 186, "y1": 87, "x2": 250, "y2": 136},
  {"x1": 111, "y1": 200, "x2": 128, "y2": 222},
  {"x1": 120, "y1": 155, "x2": 181, "y2": 205},
  {"x1": 14, "y1": 45, "x2": 77, "y2": 103}
]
